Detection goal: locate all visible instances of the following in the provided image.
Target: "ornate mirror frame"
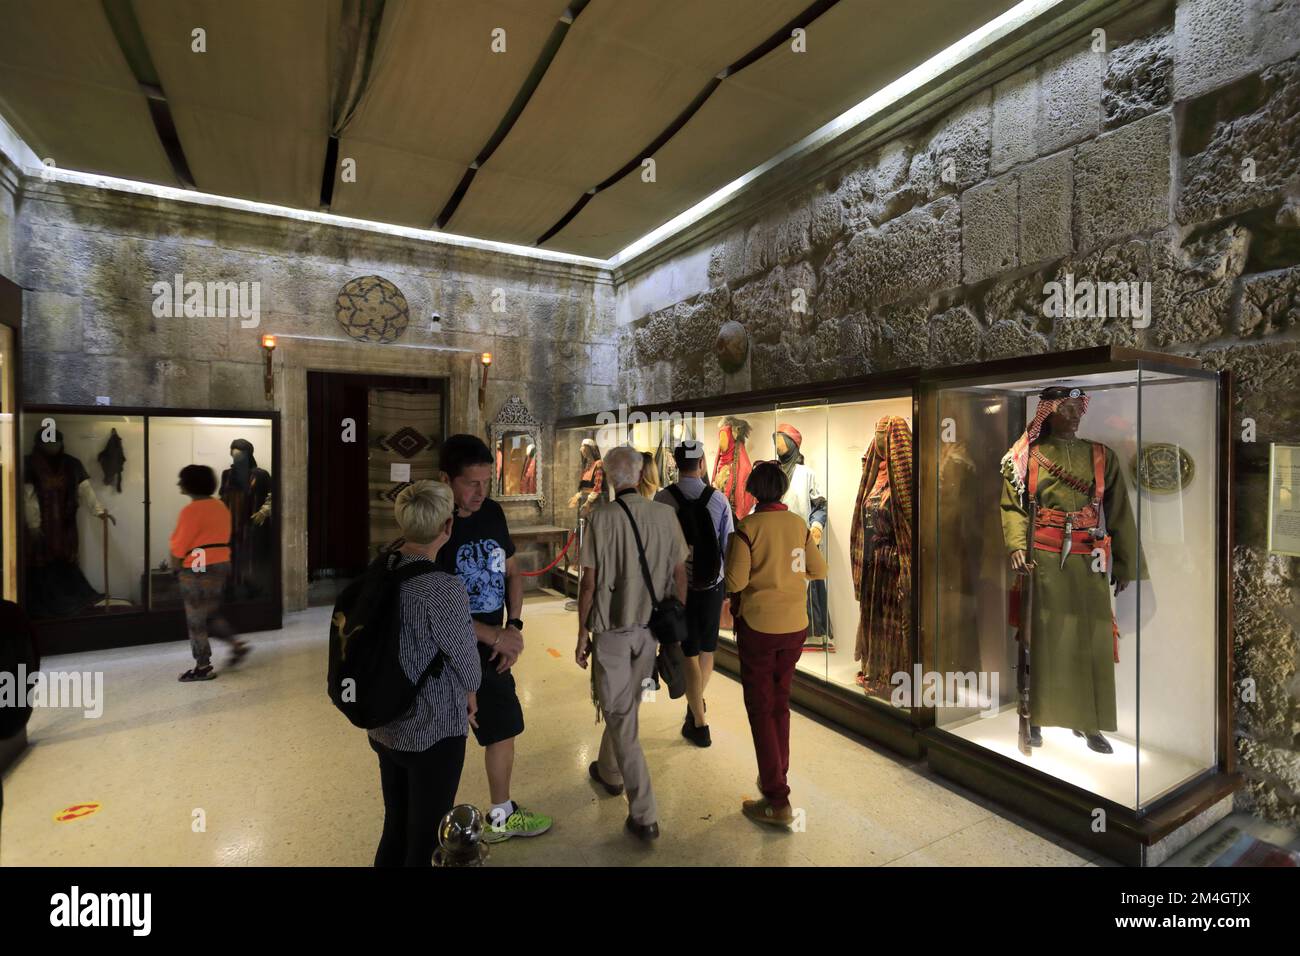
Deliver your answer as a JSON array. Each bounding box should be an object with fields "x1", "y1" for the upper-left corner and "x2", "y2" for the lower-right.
[{"x1": 489, "y1": 395, "x2": 544, "y2": 506}]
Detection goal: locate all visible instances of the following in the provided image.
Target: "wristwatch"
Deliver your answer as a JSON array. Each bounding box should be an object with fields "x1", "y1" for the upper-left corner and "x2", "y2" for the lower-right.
[{"x1": 507, "y1": 618, "x2": 524, "y2": 632}]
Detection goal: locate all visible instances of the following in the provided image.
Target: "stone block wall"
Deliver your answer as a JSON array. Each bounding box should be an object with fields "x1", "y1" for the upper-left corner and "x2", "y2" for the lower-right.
[
  {"x1": 0, "y1": 154, "x2": 16, "y2": 280},
  {"x1": 9, "y1": 179, "x2": 616, "y2": 603},
  {"x1": 614, "y1": 0, "x2": 1300, "y2": 823}
]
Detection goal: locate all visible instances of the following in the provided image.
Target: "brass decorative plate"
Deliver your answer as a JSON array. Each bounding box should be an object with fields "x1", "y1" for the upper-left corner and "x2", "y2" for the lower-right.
[{"x1": 1134, "y1": 442, "x2": 1194, "y2": 494}]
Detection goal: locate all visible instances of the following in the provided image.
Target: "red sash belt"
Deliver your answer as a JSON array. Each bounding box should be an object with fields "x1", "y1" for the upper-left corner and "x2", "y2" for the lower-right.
[{"x1": 1032, "y1": 525, "x2": 1111, "y2": 565}]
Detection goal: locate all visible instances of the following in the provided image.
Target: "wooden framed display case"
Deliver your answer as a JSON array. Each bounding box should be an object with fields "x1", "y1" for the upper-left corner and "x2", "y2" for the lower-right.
[
  {"x1": 0, "y1": 274, "x2": 26, "y2": 774},
  {"x1": 916, "y1": 347, "x2": 1237, "y2": 865},
  {"x1": 555, "y1": 369, "x2": 927, "y2": 757},
  {"x1": 20, "y1": 405, "x2": 282, "y2": 656}
]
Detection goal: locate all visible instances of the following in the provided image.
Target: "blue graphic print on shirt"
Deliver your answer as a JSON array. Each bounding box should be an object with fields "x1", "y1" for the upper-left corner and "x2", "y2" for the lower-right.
[{"x1": 455, "y1": 539, "x2": 506, "y2": 614}]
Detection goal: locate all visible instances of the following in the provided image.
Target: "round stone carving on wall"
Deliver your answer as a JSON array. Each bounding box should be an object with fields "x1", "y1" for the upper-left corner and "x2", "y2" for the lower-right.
[
  {"x1": 715, "y1": 319, "x2": 749, "y2": 374},
  {"x1": 335, "y1": 275, "x2": 410, "y2": 344}
]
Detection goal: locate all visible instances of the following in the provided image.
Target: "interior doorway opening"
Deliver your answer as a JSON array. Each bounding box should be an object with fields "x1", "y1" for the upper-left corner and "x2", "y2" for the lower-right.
[{"x1": 306, "y1": 371, "x2": 448, "y2": 607}]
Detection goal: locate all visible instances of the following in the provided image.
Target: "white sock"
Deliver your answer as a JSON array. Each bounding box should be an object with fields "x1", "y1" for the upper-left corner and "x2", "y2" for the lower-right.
[{"x1": 490, "y1": 800, "x2": 514, "y2": 828}]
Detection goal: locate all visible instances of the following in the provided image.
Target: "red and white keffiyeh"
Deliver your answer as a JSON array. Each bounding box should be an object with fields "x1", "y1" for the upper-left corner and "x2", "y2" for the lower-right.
[{"x1": 1000, "y1": 390, "x2": 1091, "y2": 501}]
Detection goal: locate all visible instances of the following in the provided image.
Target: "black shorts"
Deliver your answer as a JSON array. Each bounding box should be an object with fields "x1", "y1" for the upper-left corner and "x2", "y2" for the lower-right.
[
  {"x1": 472, "y1": 641, "x2": 525, "y2": 747},
  {"x1": 682, "y1": 582, "x2": 725, "y2": 657}
]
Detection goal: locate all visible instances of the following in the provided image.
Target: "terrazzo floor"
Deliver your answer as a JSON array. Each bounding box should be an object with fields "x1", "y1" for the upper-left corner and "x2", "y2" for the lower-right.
[{"x1": 1, "y1": 593, "x2": 1110, "y2": 866}]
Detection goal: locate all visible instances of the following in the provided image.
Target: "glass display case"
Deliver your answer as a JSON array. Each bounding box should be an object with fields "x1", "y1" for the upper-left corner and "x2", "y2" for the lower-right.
[
  {"x1": 554, "y1": 371, "x2": 924, "y2": 755},
  {"x1": 20, "y1": 406, "x2": 281, "y2": 654},
  {"x1": 918, "y1": 347, "x2": 1237, "y2": 864},
  {"x1": 0, "y1": 279, "x2": 18, "y2": 605}
]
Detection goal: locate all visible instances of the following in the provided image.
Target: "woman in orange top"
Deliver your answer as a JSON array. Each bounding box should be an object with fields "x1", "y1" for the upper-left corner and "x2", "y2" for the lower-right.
[{"x1": 170, "y1": 464, "x2": 248, "y2": 681}]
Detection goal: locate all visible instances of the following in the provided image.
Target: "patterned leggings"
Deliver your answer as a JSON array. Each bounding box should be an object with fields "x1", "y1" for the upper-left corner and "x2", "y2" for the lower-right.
[{"x1": 178, "y1": 564, "x2": 236, "y2": 667}]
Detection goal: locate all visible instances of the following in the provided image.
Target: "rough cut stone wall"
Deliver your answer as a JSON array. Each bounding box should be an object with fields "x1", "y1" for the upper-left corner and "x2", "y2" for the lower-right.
[
  {"x1": 615, "y1": 0, "x2": 1300, "y2": 823},
  {"x1": 0, "y1": 155, "x2": 16, "y2": 280},
  {"x1": 12, "y1": 179, "x2": 617, "y2": 538}
]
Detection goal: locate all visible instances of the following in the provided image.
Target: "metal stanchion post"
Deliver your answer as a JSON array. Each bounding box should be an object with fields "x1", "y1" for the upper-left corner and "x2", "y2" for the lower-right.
[{"x1": 563, "y1": 514, "x2": 585, "y2": 611}]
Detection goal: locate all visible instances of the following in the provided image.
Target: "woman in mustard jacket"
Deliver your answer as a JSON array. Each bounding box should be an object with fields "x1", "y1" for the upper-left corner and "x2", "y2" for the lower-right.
[{"x1": 724, "y1": 460, "x2": 827, "y2": 827}]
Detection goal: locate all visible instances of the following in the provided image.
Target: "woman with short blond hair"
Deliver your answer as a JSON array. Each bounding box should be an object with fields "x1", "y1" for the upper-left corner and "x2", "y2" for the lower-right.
[{"x1": 368, "y1": 479, "x2": 482, "y2": 866}]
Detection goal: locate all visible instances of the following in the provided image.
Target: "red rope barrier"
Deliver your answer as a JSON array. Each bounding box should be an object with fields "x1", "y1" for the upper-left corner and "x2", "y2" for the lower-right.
[{"x1": 519, "y1": 532, "x2": 577, "y2": 577}]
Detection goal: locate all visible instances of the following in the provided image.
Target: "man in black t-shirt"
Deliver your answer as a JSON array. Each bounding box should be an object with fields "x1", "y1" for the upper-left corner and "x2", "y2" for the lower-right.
[{"x1": 435, "y1": 435, "x2": 552, "y2": 843}]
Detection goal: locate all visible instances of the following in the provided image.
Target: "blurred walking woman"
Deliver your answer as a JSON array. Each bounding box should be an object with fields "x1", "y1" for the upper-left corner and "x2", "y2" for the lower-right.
[
  {"x1": 368, "y1": 480, "x2": 481, "y2": 866},
  {"x1": 724, "y1": 460, "x2": 827, "y2": 827},
  {"x1": 170, "y1": 465, "x2": 249, "y2": 681}
]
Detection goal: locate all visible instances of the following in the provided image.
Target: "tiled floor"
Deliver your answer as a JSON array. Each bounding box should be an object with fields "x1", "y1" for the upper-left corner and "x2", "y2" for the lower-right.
[{"x1": 1, "y1": 593, "x2": 1107, "y2": 866}]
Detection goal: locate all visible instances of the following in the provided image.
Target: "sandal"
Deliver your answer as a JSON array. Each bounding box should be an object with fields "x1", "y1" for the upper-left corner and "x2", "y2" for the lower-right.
[
  {"x1": 227, "y1": 642, "x2": 251, "y2": 668},
  {"x1": 179, "y1": 666, "x2": 216, "y2": 682}
]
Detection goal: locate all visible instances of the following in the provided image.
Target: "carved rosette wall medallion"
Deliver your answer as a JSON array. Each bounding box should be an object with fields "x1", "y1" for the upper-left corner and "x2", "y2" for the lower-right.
[
  {"x1": 715, "y1": 319, "x2": 749, "y2": 373},
  {"x1": 1133, "y1": 442, "x2": 1195, "y2": 494},
  {"x1": 335, "y1": 275, "x2": 411, "y2": 343}
]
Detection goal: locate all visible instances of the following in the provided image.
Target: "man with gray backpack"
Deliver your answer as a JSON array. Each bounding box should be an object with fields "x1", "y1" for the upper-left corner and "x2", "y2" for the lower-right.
[{"x1": 655, "y1": 439, "x2": 733, "y2": 747}]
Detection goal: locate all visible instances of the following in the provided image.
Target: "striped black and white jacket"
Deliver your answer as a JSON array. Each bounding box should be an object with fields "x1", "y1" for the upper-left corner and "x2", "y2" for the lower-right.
[{"x1": 367, "y1": 555, "x2": 481, "y2": 752}]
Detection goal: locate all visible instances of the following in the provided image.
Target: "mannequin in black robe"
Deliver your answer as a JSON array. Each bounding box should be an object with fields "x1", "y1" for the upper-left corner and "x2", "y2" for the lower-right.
[
  {"x1": 23, "y1": 431, "x2": 110, "y2": 617},
  {"x1": 219, "y1": 439, "x2": 273, "y2": 600}
]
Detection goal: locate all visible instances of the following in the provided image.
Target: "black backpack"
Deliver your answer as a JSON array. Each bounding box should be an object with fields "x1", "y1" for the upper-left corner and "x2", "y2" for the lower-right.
[
  {"x1": 0, "y1": 600, "x2": 38, "y2": 739},
  {"x1": 327, "y1": 550, "x2": 445, "y2": 729},
  {"x1": 666, "y1": 485, "x2": 721, "y2": 589}
]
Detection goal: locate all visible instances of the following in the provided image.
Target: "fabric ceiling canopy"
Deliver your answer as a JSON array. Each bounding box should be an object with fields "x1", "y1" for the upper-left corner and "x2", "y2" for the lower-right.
[
  {"x1": 0, "y1": 0, "x2": 176, "y2": 184},
  {"x1": 133, "y1": 0, "x2": 336, "y2": 209},
  {"x1": 332, "y1": 0, "x2": 571, "y2": 227},
  {"x1": 555, "y1": 0, "x2": 1021, "y2": 256},
  {"x1": 0, "y1": 0, "x2": 1022, "y2": 258}
]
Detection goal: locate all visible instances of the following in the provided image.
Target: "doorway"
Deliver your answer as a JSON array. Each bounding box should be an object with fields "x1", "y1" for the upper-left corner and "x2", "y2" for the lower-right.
[{"x1": 306, "y1": 371, "x2": 448, "y2": 606}]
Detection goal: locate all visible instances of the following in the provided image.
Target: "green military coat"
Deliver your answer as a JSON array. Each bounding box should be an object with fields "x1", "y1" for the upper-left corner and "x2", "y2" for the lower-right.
[{"x1": 1000, "y1": 436, "x2": 1140, "y2": 734}]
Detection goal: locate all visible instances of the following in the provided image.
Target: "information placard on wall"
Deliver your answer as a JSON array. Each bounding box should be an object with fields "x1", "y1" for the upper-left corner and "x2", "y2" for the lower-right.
[{"x1": 1268, "y1": 443, "x2": 1300, "y2": 557}]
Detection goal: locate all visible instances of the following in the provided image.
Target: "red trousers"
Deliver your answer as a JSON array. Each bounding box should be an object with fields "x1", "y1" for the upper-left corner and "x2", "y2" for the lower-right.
[{"x1": 736, "y1": 617, "x2": 807, "y2": 809}]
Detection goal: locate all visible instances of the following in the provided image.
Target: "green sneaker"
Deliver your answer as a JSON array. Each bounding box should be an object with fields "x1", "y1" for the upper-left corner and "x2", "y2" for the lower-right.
[{"x1": 482, "y1": 803, "x2": 553, "y2": 843}]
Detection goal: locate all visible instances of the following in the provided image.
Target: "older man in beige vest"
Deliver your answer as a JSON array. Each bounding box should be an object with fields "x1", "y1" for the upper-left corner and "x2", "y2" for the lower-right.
[{"x1": 575, "y1": 445, "x2": 687, "y2": 842}]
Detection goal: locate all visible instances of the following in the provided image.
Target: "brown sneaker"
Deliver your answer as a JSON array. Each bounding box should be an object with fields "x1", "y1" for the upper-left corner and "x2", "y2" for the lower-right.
[{"x1": 742, "y1": 797, "x2": 793, "y2": 828}]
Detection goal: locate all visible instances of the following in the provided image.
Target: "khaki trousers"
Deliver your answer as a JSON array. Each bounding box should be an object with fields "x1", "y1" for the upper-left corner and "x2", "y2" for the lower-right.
[{"x1": 593, "y1": 624, "x2": 659, "y2": 825}]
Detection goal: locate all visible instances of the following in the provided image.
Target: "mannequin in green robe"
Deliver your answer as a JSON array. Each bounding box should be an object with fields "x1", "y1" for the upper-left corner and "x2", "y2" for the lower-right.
[{"x1": 1000, "y1": 389, "x2": 1140, "y2": 752}]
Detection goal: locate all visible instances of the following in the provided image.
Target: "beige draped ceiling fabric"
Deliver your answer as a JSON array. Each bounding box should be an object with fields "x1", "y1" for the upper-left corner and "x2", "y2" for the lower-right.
[
  {"x1": 331, "y1": 0, "x2": 569, "y2": 228},
  {"x1": 555, "y1": 0, "x2": 1017, "y2": 257},
  {"x1": 0, "y1": 0, "x2": 177, "y2": 184},
  {"x1": 0, "y1": 0, "x2": 1018, "y2": 257}
]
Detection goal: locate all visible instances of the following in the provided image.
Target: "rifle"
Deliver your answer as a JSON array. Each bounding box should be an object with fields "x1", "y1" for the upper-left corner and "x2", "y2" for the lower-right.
[{"x1": 1016, "y1": 501, "x2": 1037, "y2": 757}]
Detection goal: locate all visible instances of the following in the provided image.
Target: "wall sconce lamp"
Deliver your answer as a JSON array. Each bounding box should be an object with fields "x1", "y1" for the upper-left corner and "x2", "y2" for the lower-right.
[
  {"x1": 261, "y1": 334, "x2": 277, "y2": 402},
  {"x1": 478, "y1": 351, "x2": 492, "y2": 413}
]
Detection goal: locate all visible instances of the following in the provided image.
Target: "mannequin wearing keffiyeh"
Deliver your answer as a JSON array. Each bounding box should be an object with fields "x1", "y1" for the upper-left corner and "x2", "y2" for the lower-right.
[
  {"x1": 1000, "y1": 386, "x2": 1140, "y2": 753},
  {"x1": 850, "y1": 416, "x2": 913, "y2": 694}
]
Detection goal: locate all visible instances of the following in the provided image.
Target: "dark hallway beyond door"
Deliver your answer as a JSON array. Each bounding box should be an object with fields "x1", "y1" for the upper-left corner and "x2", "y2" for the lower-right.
[{"x1": 306, "y1": 371, "x2": 447, "y2": 606}]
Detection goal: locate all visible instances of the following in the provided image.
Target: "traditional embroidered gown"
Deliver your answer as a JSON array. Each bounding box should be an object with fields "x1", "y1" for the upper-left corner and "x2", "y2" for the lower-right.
[
  {"x1": 712, "y1": 419, "x2": 754, "y2": 519},
  {"x1": 24, "y1": 449, "x2": 102, "y2": 616},
  {"x1": 999, "y1": 435, "x2": 1139, "y2": 734},
  {"x1": 851, "y1": 416, "x2": 913, "y2": 689}
]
